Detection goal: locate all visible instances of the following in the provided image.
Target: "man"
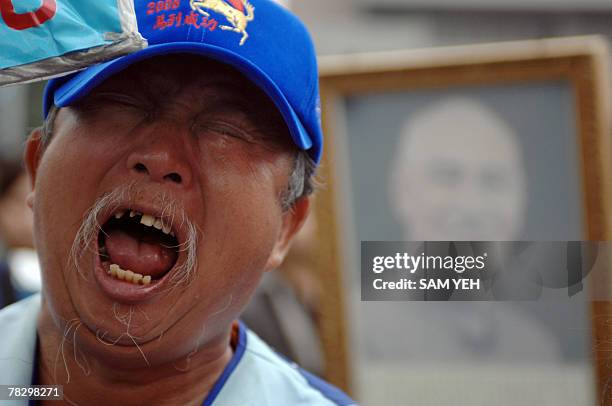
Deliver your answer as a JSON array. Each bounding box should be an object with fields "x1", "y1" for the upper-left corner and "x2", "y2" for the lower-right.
[
  {"x1": 358, "y1": 97, "x2": 560, "y2": 403},
  {"x1": 0, "y1": 0, "x2": 354, "y2": 405},
  {"x1": 389, "y1": 97, "x2": 527, "y2": 242}
]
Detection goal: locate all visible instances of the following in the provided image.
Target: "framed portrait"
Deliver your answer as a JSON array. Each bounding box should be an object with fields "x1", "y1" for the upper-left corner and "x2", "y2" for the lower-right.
[{"x1": 311, "y1": 36, "x2": 612, "y2": 404}]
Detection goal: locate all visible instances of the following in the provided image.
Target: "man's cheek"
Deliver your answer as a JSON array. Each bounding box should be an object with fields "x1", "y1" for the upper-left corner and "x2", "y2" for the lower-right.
[
  {"x1": 204, "y1": 231, "x2": 273, "y2": 277},
  {"x1": 34, "y1": 153, "x2": 96, "y2": 267}
]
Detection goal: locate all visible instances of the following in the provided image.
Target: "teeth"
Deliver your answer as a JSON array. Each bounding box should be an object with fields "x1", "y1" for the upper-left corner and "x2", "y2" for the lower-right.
[
  {"x1": 114, "y1": 210, "x2": 125, "y2": 219},
  {"x1": 140, "y1": 214, "x2": 155, "y2": 227},
  {"x1": 107, "y1": 264, "x2": 149, "y2": 285},
  {"x1": 124, "y1": 209, "x2": 175, "y2": 236}
]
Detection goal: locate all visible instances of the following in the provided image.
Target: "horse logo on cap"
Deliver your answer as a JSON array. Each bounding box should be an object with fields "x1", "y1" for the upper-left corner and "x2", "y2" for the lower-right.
[{"x1": 190, "y1": 0, "x2": 254, "y2": 46}]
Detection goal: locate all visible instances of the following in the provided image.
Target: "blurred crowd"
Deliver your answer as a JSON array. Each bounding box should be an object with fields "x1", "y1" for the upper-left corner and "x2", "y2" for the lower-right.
[{"x1": 0, "y1": 157, "x2": 39, "y2": 306}]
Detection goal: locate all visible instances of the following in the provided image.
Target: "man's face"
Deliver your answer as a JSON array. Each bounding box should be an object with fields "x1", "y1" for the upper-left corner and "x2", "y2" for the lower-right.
[
  {"x1": 391, "y1": 99, "x2": 527, "y2": 241},
  {"x1": 26, "y1": 56, "x2": 305, "y2": 367}
]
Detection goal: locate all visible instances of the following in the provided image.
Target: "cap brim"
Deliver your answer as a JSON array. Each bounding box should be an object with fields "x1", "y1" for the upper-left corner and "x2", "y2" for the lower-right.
[{"x1": 48, "y1": 42, "x2": 317, "y2": 161}]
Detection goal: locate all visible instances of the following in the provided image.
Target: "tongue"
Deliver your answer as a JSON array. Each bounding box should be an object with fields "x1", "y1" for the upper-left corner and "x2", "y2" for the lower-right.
[{"x1": 105, "y1": 228, "x2": 177, "y2": 279}]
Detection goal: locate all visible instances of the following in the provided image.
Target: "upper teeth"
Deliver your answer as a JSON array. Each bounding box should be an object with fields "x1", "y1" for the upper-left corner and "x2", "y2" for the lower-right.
[
  {"x1": 140, "y1": 214, "x2": 155, "y2": 227},
  {"x1": 116, "y1": 210, "x2": 174, "y2": 236}
]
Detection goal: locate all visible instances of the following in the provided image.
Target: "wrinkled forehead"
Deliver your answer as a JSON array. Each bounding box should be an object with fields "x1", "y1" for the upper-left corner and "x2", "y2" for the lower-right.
[{"x1": 80, "y1": 54, "x2": 281, "y2": 114}]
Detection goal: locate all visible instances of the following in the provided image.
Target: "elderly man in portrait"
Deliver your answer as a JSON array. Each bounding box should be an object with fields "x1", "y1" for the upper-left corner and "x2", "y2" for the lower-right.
[
  {"x1": 356, "y1": 98, "x2": 567, "y2": 405},
  {"x1": 0, "y1": 0, "x2": 354, "y2": 405}
]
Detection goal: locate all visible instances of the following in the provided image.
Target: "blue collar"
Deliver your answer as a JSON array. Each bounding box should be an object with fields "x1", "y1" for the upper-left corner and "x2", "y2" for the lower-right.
[{"x1": 202, "y1": 320, "x2": 248, "y2": 405}]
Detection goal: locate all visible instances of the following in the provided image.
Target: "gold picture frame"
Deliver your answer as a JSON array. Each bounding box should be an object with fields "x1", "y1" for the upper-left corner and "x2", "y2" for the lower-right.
[{"x1": 311, "y1": 36, "x2": 612, "y2": 401}]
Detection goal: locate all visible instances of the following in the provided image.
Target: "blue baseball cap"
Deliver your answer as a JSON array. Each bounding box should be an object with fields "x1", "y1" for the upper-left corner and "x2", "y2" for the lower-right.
[{"x1": 43, "y1": 0, "x2": 323, "y2": 163}]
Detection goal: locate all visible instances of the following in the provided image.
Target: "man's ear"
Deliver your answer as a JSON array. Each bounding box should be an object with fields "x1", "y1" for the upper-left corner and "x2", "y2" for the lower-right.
[
  {"x1": 264, "y1": 196, "x2": 311, "y2": 272},
  {"x1": 24, "y1": 128, "x2": 44, "y2": 209}
]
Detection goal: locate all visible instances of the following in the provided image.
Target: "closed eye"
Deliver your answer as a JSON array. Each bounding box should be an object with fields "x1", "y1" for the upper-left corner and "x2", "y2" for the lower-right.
[{"x1": 193, "y1": 120, "x2": 256, "y2": 143}]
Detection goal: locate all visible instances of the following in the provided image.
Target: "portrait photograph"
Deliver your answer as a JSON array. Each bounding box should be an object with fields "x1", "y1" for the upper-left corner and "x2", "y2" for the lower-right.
[{"x1": 312, "y1": 36, "x2": 612, "y2": 405}]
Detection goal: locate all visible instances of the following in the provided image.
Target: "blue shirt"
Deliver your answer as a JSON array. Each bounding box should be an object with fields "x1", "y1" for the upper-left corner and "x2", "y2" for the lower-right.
[{"x1": 0, "y1": 294, "x2": 356, "y2": 405}]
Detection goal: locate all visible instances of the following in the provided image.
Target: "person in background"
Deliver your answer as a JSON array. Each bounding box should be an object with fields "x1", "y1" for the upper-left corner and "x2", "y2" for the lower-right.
[
  {"x1": 364, "y1": 97, "x2": 560, "y2": 363},
  {"x1": 389, "y1": 97, "x2": 527, "y2": 241},
  {"x1": 0, "y1": 158, "x2": 40, "y2": 307}
]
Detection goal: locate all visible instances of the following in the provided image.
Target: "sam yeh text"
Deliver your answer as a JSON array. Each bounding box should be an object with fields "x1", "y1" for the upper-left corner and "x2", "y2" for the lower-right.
[{"x1": 373, "y1": 278, "x2": 480, "y2": 291}]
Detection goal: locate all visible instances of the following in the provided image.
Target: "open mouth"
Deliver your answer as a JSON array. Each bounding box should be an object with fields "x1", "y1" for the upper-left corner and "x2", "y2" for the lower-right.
[{"x1": 98, "y1": 209, "x2": 180, "y2": 287}]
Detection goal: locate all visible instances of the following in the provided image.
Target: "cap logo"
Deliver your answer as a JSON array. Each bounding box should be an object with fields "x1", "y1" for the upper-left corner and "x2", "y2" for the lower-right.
[{"x1": 189, "y1": 0, "x2": 254, "y2": 46}]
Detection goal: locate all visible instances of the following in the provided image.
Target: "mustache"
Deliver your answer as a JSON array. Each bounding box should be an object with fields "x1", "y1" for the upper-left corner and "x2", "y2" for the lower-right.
[{"x1": 69, "y1": 181, "x2": 198, "y2": 289}]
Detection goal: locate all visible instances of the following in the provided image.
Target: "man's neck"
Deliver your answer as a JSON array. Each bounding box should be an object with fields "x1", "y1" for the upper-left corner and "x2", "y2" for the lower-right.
[{"x1": 36, "y1": 304, "x2": 234, "y2": 406}]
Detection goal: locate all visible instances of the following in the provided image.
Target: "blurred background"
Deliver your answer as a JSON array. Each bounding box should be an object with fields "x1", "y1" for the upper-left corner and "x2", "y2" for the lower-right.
[
  {"x1": 291, "y1": 2, "x2": 612, "y2": 405},
  {"x1": 2, "y1": 0, "x2": 612, "y2": 405},
  {"x1": 292, "y1": 0, "x2": 612, "y2": 56}
]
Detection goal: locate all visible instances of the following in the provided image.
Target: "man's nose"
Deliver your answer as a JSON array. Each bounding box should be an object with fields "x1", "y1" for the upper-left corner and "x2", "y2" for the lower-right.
[{"x1": 126, "y1": 135, "x2": 193, "y2": 187}]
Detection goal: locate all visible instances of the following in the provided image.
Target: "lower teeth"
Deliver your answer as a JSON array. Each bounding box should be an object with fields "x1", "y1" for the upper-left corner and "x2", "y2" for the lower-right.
[{"x1": 108, "y1": 264, "x2": 151, "y2": 285}]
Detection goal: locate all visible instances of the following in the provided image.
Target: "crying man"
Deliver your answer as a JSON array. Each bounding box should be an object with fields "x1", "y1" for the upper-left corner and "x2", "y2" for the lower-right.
[{"x1": 0, "y1": 1, "x2": 354, "y2": 405}]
